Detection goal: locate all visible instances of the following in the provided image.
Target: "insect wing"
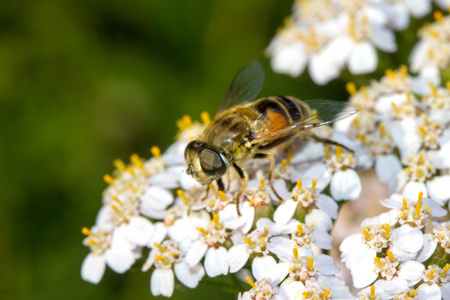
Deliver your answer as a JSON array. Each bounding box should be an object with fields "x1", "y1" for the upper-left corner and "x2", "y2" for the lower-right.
[
  {"x1": 217, "y1": 62, "x2": 265, "y2": 115},
  {"x1": 252, "y1": 100, "x2": 358, "y2": 142}
]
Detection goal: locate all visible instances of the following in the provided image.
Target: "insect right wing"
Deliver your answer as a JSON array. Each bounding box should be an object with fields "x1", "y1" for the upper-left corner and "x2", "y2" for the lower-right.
[
  {"x1": 251, "y1": 99, "x2": 358, "y2": 143},
  {"x1": 217, "y1": 61, "x2": 265, "y2": 115}
]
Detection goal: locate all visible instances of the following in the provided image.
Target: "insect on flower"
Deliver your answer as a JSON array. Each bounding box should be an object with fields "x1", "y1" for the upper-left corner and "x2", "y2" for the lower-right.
[{"x1": 184, "y1": 62, "x2": 358, "y2": 214}]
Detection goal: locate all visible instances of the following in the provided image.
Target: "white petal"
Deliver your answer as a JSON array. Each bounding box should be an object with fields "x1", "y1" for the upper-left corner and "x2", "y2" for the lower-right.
[
  {"x1": 441, "y1": 283, "x2": 450, "y2": 300},
  {"x1": 174, "y1": 261, "x2": 205, "y2": 288},
  {"x1": 376, "y1": 155, "x2": 402, "y2": 183},
  {"x1": 418, "y1": 283, "x2": 441, "y2": 300},
  {"x1": 227, "y1": 244, "x2": 250, "y2": 273},
  {"x1": 218, "y1": 203, "x2": 247, "y2": 230},
  {"x1": 423, "y1": 197, "x2": 447, "y2": 217},
  {"x1": 416, "y1": 234, "x2": 437, "y2": 263},
  {"x1": 370, "y1": 26, "x2": 397, "y2": 52},
  {"x1": 351, "y1": 260, "x2": 377, "y2": 288},
  {"x1": 313, "y1": 229, "x2": 333, "y2": 250},
  {"x1": 403, "y1": 181, "x2": 428, "y2": 202},
  {"x1": 252, "y1": 256, "x2": 276, "y2": 281},
  {"x1": 340, "y1": 233, "x2": 363, "y2": 261},
  {"x1": 105, "y1": 247, "x2": 135, "y2": 274},
  {"x1": 314, "y1": 254, "x2": 340, "y2": 275},
  {"x1": 309, "y1": 52, "x2": 341, "y2": 85},
  {"x1": 376, "y1": 277, "x2": 408, "y2": 296},
  {"x1": 270, "y1": 42, "x2": 307, "y2": 77},
  {"x1": 140, "y1": 186, "x2": 174, "y2": 216},
  {"x1": 397, "y1": 261, "x2": 425, "y2": 283},
  {"x1": 151, "y1": 269, "x2": 174, "y2": 297},
  {"x1": 392, "y1": 225, "x2": 423, "y2": 254},
  {"x1": 427, "y1": 175, "x2": 450, "y2": 205},
  {"x1": 168, "y1": 218, "x2": 198, "y2": 242},
  {"x1": 305, "y1": 209, "x2": 332, "y2": 232},
  {"x1": 330, "y1": 169, "x2": 361, "y2": 201},
  {"x1": 269, "y1": 237, "x2": 297, "y2": 261},
  {"x1": 273, "y1": 199, "x2": 297, "y2": 225},
  {"x1": 322, "y1": 36, "x2": 354, "y2": 66},
  {"x1": 278, "y1": 280, "x2": 305, "y2": 300},
  {"x1": 81, "y1": 254, "x2": 106, "y2": 284},
  {"x1": 346, "y1": 244, "x2": 377, "y2": 270},
  {"x1": 123, "y1": 216, "x2": 154, "y2": 246},
  {"x1": 405, "y1": 0, "x2": 431, "y2": 18},
  {"x1": 316, "y1": 194, "x2": 338, "y2": 219},
  {"x1": 185, "y1": 240, "x2": 208, "y2": 267},
  {"x1": 348, "y1": 42, "x2": 377, "y2": 74},
  {"x1": 204, "y1": 247, "x2": 228, "y2": 277}
]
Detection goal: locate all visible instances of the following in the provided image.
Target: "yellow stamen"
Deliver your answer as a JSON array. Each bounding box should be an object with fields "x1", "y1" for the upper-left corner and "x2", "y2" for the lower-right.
[
  {"x1": 245, "y1": 276, "x2": 257, "y2": 289},
  {"x1": 260, "y1": 237, "x2": 265, "y2": 249},
  {"x1": 156, "y1": 255, "x2": 165, "y2": 262},
  {"x1": 419, "y1": 152, "x2": 424, "y2": 164},
  {"x1": 418, "y1": 125, "x2": 426, "y2": 137},
  {"x1": 126, "y1": 166, "x2": 136, "y2": 178},
  {"x1": 176, "y1": 115, "x2": 192, "y2": 130},
  {"x1": 130, "y1": 153, "x2": 143, "y2": 168},
  {"x1": 87, "y1": 238, "x2": 97, "y2": 246},
  {"x1": 371, "y1": 285, "x2": 375, "y2": 296},
  {"x1": 82, "y1": 227, "x2": 93, "y2": 236},
  {"x1": 385, "y1": 69, "x2": 395, "y2": 81},
  {"x1": 281, "y1": 159, "x2": 287, "y2": 172},
  {"x1": 408, "y1": 289, "x2": 416, "y2": 297},
  {"x1": 428, "y1": 268, "x2": 436, "y2": 279},
  {"x1": 213, "y1": 214, "x2": 220, "y2": 227},
  {"x1": 302, "y1": 292, "x2": 310, "y2": 298},
  {"x1": 402, "y1": 198, "x2": 407, "y2": 211},
  {"x1": 150, "y1": 146, "x2": 161, "y2": 158},
  {"x1": 111, "y1": 204, "x2": 121, "y2": 215},
  {"x1": 307, "y1": 257, "x2": 314, "y2": 270},
  {"x1": 293, "y1": 247, "x2": 298, "y2": 260},
  {"x1": 374, "y1": 257, "x2": 382, "y2": 267},
  {"x1": 249, "y1": 197, "x2": 254, "y2": 207},
  {"x1": 387, "y1": 251, "x2": 395, "y2": 262},
  {"x1": 297, "y1": 224, "x2": 303, "y2": 235},
  {"x1": 208, "y1": 183, "x2": 217, "y2": 194},
  {"x1": 399, "y1": 65, "x2": 408, "y2": 79},
  {"x1": 306, "y1": 190, "x2": 311, "y2": 199},
  {"x1": 391, "y1": 102, "x2": 400, "y2": 114},
  {"x1": 113, "y1": 159, "x2": 126, "y2": 172},
  {"x1": 434, "y1": 11, "x2": 443, "y2": 22},
  {"x1": 336, "y1": 146, "x2": 342, "y2": 161},
  {"x1": 287, "y1": 152, "x2": 294, "y2": 164},
  {"x1": 429, "y1": 82, "x2": 438, "y2": 97},
  {"x1": 103, "y1": 174, "x2": 114, "y2": 185},
  {"x1": 348, "y1": 154, "x2": 354, "y2": 165},
  {"x1": 244, "y1": 237, "x2": 253, "y2": 247},
  {"x1": 384, "y1": 224, "x2": 391, "y2": 236},
  {"x1": 127, "y1": 182, "x2": 137, "y2": 194},
  {"x1": 197, "y1": 227, "x2": 207, "y2": 236},
  {"x1": 362, "y1": 230, "x2": 372, "y2": 241},
  {"x1": 177, "y1": 189, "x2": 189, "y2": 204},
  {"x1": 112, "y1": 196, "x2": 123, "y2": 206},
  {"x1": 406, "y1": 91, "x2": 412, "y2": 104},
  {"x1": 154, "y1": 242, "x2": 166, "y2": 252},
  {"x1": 200, "y1": 111, "x2": 211, "y2": 125},
  {"x1": 260, "y1": 176, "x2": 266, "y2": 190},
  {"x1": 323, "y1": 147, "x2": 330, "y2": 159},
  {"x1": 312, "y1": 178, "x2": 317, "y2": 191},
  {"x1": 418, "y1": 192, "x2": 423, "y2": 205},
  {"x1": 297, "y1": 179, "x2": 302, "y2": 191},
  {"x1": 346, "y1": 82, "x2": 357, "y2": 96},
  {"x1": 415, "y1": 205, "x2": 421, "y2": 217},
  {"x1": 323, "y1": 290, "x2": 330, "y2": 298},
  {"x1": 218, "y1": 190, "x2": 228, "y2": 202},
  {"x1": 360, "y1": 86, "x2": 369, "y2": 100},
  {"x1": 443, "y1": 264, "x2": 450, "y2": 276}
]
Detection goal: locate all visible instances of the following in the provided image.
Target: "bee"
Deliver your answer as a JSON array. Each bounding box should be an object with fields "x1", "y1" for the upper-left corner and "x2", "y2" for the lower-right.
[{"x1": 185, "y1": 62, "x2": 357, "y2": 213}]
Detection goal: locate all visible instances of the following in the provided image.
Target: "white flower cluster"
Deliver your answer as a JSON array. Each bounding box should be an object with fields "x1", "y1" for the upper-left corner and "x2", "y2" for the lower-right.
[
  {"x1": 81, "y1": 109, "x2": 364, "y2": 298},
  {"x1": 335, "y1": 62, "x2": 450, "y2": 298},
  {"x1": 266, "y1": 0, "x2": 449, "y2": 85}
]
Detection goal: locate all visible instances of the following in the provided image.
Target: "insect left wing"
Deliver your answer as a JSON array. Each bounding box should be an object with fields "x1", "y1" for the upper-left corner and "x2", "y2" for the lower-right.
[
  {"x1": 217, "y1": 62, "x2": 265, "y2": 115},
  {"x1": 252, "y1": 100, "x2": 358, "y2": 143}
]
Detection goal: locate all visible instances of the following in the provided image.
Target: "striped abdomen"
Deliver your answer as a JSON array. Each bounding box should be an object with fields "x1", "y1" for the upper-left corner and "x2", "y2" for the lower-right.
[{"x1": 248, "y1": 96, "x2": 310, "y2": 149}]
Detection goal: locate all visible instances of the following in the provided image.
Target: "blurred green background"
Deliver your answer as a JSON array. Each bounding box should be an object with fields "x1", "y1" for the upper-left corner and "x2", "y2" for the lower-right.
[{"x1": 0, "y1": 0, "x2": 426, "y2": 299}]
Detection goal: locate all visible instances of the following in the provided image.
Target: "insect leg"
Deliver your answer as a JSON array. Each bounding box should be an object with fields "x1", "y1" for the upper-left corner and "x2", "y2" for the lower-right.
[
  {"x1": 233, "y1": 163, "x2": 247, "y2": 216},
  {"x1": 309, "y1": 134, "x2": 354, "y2": 153},
  {"x1": 254, "y1": 153, "x2": 283, "y2": 201},
  {"x1": 202, "y1": 184, "x2": 210, "y2": 201},
  {"x1": 217, "y1": 178, "x2": 225, "y2": 192}
]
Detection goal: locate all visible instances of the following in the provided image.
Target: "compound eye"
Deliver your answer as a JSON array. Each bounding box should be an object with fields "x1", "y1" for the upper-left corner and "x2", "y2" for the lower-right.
[{"x1": 199, "y1": 148, "x2": 227, "y2": 176}]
